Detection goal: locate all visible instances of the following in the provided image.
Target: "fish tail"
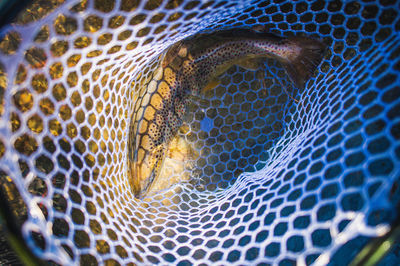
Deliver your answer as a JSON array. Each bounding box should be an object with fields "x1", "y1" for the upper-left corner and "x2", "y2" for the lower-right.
[{"x1": 282, "y1": 36, "x2": 327, "y2": 89}]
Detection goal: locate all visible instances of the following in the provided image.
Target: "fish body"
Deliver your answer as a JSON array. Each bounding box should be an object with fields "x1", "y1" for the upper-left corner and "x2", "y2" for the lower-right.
[{"x1": 128, "y1": 28, "x2": 326, "y2": 198}]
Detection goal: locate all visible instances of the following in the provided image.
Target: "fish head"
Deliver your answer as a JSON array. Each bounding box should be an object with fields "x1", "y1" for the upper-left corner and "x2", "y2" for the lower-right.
[{"x1": 130, "y1": 144, "x2": 165, "y2": 199}]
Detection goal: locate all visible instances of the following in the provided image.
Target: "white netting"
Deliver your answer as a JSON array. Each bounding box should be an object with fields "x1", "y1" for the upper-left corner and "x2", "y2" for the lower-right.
[{"x1": 0, "y1": 0, "x2": 399, "y2": 265}]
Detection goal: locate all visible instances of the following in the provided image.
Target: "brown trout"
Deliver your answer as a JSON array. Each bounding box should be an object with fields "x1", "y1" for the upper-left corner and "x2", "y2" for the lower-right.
[{"x1": 128, "y1": 28, "x2": 326, "y2": 198}]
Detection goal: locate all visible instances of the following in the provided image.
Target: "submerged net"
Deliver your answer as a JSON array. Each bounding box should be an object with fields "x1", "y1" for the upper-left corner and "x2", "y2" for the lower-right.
[{"x1": 0, "y1": 0, "x2": 399, "y2": 264}]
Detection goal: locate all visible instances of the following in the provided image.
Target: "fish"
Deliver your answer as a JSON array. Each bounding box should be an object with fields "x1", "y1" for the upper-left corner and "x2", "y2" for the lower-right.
[{"x1": 128, "y1": 28, "x2": 326, "y2": 199}]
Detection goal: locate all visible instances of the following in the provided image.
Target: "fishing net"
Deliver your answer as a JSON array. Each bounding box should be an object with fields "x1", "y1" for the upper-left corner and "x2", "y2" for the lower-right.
[{"x1": 0, "y1": 0, "x2": 399, "y2": 265}]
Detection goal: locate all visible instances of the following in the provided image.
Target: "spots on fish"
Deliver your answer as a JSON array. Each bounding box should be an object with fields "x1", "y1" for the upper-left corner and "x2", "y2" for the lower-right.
[
  {"x1": 148, "y1": 123, "x2": 161, "y2": 142},
  {"x1": 174, "y1": 98, "x2": 186, "y2": 119},
  {"x1": 158, "y1": 81, "x2": 171, "y2": 98},
  {"x1": 164, "y1": 67, "x2": 176, "y2": 86},
  {"x1": 155, "y1": 113, "x2": 164, "y2": 126}
]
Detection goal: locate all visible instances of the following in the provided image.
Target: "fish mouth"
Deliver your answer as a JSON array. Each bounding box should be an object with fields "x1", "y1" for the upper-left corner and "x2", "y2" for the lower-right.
[
  {"x1": 131, "y1": 161, "x2": 158, "y2": 199},
  {"x1": 130, "y1": 134, "x2": 199, "y2": 199},
  {"x1": 131, "y1": 149, "x2": 164, "y2": 199}
]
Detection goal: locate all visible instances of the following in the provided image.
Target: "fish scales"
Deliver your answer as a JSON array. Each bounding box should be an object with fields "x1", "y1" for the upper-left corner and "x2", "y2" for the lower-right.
[{"x1": 128, "y1": 28, "x2": 326, "y2": 198}]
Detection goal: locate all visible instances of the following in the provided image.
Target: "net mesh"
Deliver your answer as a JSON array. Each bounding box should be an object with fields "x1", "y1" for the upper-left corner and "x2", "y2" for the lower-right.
[{"x1": 0, "y1": 0, "x2": 399, "y2": 264}]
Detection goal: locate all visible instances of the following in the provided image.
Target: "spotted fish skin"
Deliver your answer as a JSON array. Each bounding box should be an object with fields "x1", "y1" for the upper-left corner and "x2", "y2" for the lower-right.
[{"x1": 129, "y1": 28, "x2": 326, "y2": 198}]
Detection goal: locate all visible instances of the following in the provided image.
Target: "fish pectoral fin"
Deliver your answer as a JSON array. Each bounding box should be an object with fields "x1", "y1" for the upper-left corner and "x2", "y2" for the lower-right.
[
  {"x1": 214, "y1": 61, "x2": 234, "y2": 77},
  {"x1": 236, "y1": 57, "x2": 263, "y2": 70},
  {"x1": 149, "y1": 144, "x2": 166, "y2": 170},
  {"x1": 146, "y1": 136, "x2": 198, "y2": 198},
  {"x1": 201, "y1": 77, "x2": 221, "y2": 93},
  {"x1": 167, "y1": 135, "x2": 198, "y2": 161}
]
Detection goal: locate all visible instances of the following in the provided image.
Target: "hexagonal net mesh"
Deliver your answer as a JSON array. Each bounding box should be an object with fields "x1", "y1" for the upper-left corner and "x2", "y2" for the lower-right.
[{"x1": 0, "y1": 0, "x2": 399, "y2": 265}]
